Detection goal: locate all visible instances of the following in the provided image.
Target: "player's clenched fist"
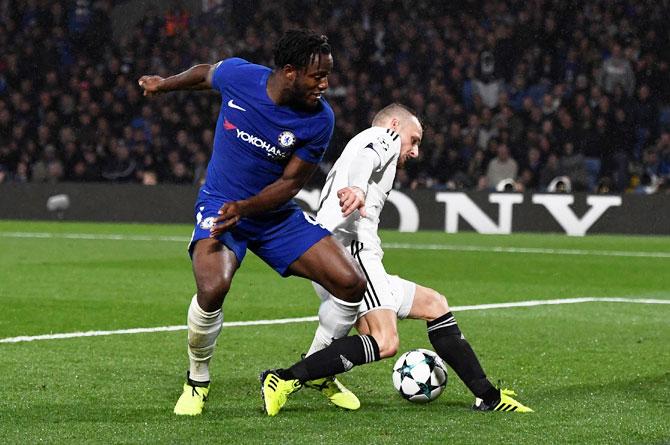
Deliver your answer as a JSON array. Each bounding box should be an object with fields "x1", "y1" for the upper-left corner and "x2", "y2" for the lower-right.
[
  {"x1": 337, "y1": 186, "x2": 367, "y2": 218},
  {"x1": 138, "y1": 75, "x2": 164, "y2": 96}
]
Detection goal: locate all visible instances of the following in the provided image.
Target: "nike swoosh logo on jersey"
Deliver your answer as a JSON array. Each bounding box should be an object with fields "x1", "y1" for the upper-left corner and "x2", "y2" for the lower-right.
[{"x1": 227, "y1": 99, "x2": 246, "y2": 111}]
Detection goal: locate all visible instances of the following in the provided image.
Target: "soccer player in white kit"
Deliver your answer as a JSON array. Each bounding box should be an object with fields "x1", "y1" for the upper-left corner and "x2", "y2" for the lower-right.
[{"x1": 304, "y1": 103, "x2": 533, "y2": 413}]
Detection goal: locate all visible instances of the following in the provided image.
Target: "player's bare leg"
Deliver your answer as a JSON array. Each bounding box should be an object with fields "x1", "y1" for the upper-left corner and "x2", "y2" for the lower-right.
[
  {"x1": 407, "y1": 285, "x2": 532, "y2": 412},
  {"x1": 356, "y1": 309, "x2": 400, "y2": 358},
  {"x1": 404, "y1": 284, "x2": 450, "y2": 321},
  {"x1": 175, "y1": 238, "x2": 239, "y2": 415},
  {"x1": 290, "y1": 235, "x2": 366, "y2": 304}
]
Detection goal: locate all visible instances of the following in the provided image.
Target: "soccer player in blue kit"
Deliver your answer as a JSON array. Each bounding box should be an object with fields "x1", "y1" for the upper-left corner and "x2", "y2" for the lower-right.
[{"x1": 138, "y1": 30, "x2": 383, "y2": 416}]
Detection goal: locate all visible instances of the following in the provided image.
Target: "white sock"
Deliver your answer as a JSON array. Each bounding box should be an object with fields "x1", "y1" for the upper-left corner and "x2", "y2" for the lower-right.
[
  {"x1": 306, "y1": 325, "x2": 333, "y2": 356},
  {"x1": 306, "y1": 296, "x2": 359, "y2": 356},
  {"x1": 187, "y1": 294, "x2": 223, "y2": 383}
]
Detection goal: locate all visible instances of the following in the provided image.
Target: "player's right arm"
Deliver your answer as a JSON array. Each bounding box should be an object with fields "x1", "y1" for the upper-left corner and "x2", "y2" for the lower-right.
[
  {"x1": 138, "y1": 63, "x2": 218, "y2": 96},
  {"x1": 338, "y1": 149, "x2": 376, "y2": 217},
  {"x1": 338, "y1": 136, "x2": 386, "y2": 217},
  {"x1": 209, "y1": 155, "x2": 321, "y2": 236}
]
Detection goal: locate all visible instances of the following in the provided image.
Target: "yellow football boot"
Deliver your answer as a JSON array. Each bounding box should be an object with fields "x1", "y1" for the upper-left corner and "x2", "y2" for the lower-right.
[
  {"x1": 174, "y1": 374, "x2": 210, "y2": 416},
  {"x1": 473, "y1": 389, "x2": 533, "y2": 413},
  {"x1": 260, "y1": 370, "x2": 302, "y2": 416},
  {"x1": 304, "y1": 376, "x2": 361, "y2": 410}
]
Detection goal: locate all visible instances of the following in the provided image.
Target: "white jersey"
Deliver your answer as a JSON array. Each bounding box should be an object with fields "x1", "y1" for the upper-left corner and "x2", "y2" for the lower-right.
[{"x1": 316, "y1": 126, "x2": 401, "y2": 250}]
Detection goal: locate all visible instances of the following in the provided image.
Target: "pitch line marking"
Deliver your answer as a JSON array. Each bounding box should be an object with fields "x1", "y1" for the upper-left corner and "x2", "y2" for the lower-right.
[
  {"x1": 1, "y1": 231, "x2": 669, "y2": 259},
  {"x1": 0, "y1": 231, "x2": 188, "y2": 242},
  {"x1": 1, "y1": 297, "x2": 667, "y2": 344},
  {"x1": 382, "y1": 242, "x2": 670, "y2": 259}
]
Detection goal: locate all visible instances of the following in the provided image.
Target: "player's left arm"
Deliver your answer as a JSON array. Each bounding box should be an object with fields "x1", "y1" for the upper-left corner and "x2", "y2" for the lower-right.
[{"x1": 209, "y1": 156, "x2": 318, "y2": 236}]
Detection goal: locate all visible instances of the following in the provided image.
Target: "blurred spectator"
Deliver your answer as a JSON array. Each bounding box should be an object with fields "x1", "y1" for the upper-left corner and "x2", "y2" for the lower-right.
[
  {"x1": 655, "y1": 131, "x2": 670, "y2": 178},
  {"x1": 599, "y1": 42, "x2": 636, "y2": 97},
  {"x1": 164, "y1": 3, "x2": 190, "y2": 37},
  {"x1": 102, "y1": 140, "x2": 136, "y2": 182},
  {"x1": 166, "y1": 161, "x2": 193, "y2": 184},
  {"x1": 539, "y1": 153, "x2": 561, "y2": 190},
  {"x1": 608, "y1": 108, "x2": 635, "y2": 191},
  {"x1": 634, "y1": 148, "x2": 663, "y2": 194},
  {"x1": 71, "y1": 147, "x2": 102, "y2": 182},
  {"x1": 633, "y1": 84, "x2": 658, "y2": 159},
  {"x1": 141, "y1": 170, "x2": 158, "y2": 186},
  {"x1": 559, "y1": 142, "x2": 588, "y2": 191},
  {"x1": 518, "y1": 146, "x2": 542, "y2": 190},
  {"x1": 485, "y1": 143, "x2": 518, "y2": 190},
  {"x1": 473, "y1": 51, "x2": 503, "y2": 109},
  {"x1": 31, "y1": 145, "x2": 58, "y2": 182}
]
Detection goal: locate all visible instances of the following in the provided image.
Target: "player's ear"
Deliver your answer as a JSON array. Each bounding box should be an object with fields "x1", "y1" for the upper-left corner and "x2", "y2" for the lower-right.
[
  {"x1": 390, "y1": 117, "x2": 400, "y2": 131},
  {"x1": 282, "y1": 64, "x2": 297, "y2": 81}
]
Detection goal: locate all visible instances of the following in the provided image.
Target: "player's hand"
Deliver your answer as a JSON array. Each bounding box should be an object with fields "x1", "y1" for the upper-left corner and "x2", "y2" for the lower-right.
[
  {"x1": 138, "y1": 75, "x2": 164, "y2": 96},
  {"x1": 337, "y1": 186, "x2": 367, "y2": 218},
  {"x1": 210, "y1": 201, "x2": 246, "y2": 237}
]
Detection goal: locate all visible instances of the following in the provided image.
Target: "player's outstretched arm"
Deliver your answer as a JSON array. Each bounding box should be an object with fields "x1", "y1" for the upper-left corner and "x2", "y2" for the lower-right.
[
  {"x1": 209, "y1": 156, "x2": 318, "y2": 237},
  {"x1": 138, "y1": 64, "x2": 216, "y2": 96}
]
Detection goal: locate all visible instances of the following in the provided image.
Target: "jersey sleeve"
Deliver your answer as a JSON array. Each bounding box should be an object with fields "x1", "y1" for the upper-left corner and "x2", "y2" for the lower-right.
[
  {"x1": 210, "y1": 58, "x2": 246, "y2": 94},
  {"x1": 293, "y1": 108, "x2": 335, "y2": 164},
  {"x1": 361, "y1": 129, "x2": 399, "y2": 171}
]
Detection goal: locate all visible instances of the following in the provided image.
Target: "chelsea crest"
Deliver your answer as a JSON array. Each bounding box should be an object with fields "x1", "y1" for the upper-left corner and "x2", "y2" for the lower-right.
[{"x1": 278, "y1": 131, "x2": 296, "y2": 148}]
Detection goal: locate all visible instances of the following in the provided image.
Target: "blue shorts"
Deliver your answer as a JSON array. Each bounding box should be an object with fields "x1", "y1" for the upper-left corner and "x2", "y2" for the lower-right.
[{"x1": 188, "y1": 196, "x2": 331, "y2": 276}]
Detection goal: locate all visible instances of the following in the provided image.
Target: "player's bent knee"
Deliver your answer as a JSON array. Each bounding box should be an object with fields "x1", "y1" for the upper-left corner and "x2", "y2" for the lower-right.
[
  {"x1": 382, "y1": 342, "x2": 399, "y2": 359},
  {"x1": 423, "y1": 289, "x2": 450, "y2": 321},
  {"x1": 373, "y1": 332, "x2": 400, "y2": 359},
  {"x1": 433, "y1": 291, "x2": 450, "y2": 313},
  {"x1": 333, "y1": 271, "x2": 367, "y2": 303},
  {"x1": 351, "y1": 274, "x2": 367, "y2": 300}
]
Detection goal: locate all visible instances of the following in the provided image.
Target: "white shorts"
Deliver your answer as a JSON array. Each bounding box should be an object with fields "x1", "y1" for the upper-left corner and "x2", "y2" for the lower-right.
[{"x1": 313, "y1": 240, "x2": 416, "y2": 319}]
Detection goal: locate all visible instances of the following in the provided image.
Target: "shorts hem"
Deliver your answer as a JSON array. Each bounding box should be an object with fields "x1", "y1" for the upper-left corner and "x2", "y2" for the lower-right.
[
  {"x1": 277, "y1": 230, "x2": 330, "y2": 277},
  {"x1": 358, "y1": 305, "x2": 399, "y2": 319},
  {"x1": 188, "y1": 235, "x2": 244, "y2": 265}
]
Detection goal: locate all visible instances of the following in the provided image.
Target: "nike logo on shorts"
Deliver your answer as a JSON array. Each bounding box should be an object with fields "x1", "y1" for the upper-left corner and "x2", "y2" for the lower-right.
[{"x1": 228, "y1": 99, "x2": 246, "y2": 111}]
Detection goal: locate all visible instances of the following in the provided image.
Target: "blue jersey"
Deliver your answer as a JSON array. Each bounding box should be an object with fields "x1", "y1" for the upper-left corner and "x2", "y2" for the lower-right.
[{"x1": 203, "y1": 57, "x2": 335, "y2": 215}]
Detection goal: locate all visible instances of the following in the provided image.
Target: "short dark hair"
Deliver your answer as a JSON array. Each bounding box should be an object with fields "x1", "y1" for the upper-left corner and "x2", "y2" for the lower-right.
[{"x1": 273, "y1": 29, "x2": 331, "y2": 69}]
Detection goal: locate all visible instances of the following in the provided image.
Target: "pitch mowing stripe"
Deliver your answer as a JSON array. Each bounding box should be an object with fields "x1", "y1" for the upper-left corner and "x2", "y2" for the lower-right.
[
  {"x1": 0, "y1": 297, "x2": 667, "y2": 344},
  {"x1": 1, "y1": 231, "x2": 669, "y2": 258}
]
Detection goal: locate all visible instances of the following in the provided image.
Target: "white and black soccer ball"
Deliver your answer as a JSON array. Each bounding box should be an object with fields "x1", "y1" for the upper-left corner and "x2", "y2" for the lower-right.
[{"x1": 392, "y1": 348, "x2": 447, "y2": 403}]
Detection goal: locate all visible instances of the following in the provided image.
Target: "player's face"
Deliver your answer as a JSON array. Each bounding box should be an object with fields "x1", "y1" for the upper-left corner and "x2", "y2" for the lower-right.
[
  {"x1": 293, "y1": 53, "x2": 333, "y2": 109},
  {"x1": 397, "y1": 117, "x2": 422, "y2": 168}
]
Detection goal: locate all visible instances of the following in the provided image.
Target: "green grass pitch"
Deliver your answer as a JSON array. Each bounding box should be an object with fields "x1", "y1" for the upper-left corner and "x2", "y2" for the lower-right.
[{"x1": 0, "y1": 220, "x2": 668, "y2": 444}]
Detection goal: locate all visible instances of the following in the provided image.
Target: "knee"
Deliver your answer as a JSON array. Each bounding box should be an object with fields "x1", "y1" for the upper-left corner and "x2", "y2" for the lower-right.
[
  {"x1": 372, "y1": 331, "x2": 400, "y2": 359},
  {"x1": 333, "y1": 269, "x2": 367, "y2": 303},
  {"x1": 349, "y1": 273, "x2": 368, "y2": 301},
  {"x1": 426, "y1": 290, "x2": 450, "y2": 321},
  {"x1": 196, "y1": 279, "x2": 230, "y2": 311}
]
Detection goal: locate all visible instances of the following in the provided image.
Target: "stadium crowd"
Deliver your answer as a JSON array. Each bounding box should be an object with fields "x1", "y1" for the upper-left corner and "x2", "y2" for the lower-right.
[{"x1": 1, "y1": 0, "x2": 669, "y2": 193}]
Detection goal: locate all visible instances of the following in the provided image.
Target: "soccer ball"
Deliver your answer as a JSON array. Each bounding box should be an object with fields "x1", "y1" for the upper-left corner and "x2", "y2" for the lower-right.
[{"x1": 392, "y1": 348, "x2": 447, "y2": 403}]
